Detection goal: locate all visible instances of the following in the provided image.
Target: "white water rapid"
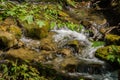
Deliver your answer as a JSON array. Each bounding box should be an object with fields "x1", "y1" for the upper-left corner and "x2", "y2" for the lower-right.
[{"x1": 52, "y1": 28, "x2": 118, "y2": 80}]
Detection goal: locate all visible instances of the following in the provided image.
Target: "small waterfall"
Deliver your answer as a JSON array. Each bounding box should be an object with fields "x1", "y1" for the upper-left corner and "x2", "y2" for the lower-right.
[
  {"x1": 52, "y1": 28, "x2": 118, "y2": 80},
  {"x1": 52, "y1": 28, "x2": 103, "y2": 62}
]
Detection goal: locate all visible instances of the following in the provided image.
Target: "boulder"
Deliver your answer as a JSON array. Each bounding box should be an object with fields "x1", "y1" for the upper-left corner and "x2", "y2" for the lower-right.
[
  {"x1": 22, "y1": 21, "x2": 50, "y2": 39},
  {"x1": 0, "y1": 31, "x2": 18, "y2": 49},
  {"x1": 3, "y1": 17, "x2": 17, "y2": 26},
  {"x1": 57, "y1": 48, "x2": 72, "y2": 56},
  {"x1": 40, "y1": 38, "x2": 57, "y2": 51},
  {"x1": 6, "y1": 48, "x2": 39, "y2": 61},
  {"x1": 7, "y1": 25, "x2": 22, "y2": 39},
  {"x1": 64, "y1": 40, "x2": 85, "y2": 54},
  {"x1": 40, "y1": 32, "x2": 57, "y2": 51}
]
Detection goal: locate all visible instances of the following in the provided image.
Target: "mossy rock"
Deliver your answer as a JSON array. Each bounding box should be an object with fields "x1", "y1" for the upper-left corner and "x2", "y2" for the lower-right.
[
  {"x1": 3, "y1": 17, "x2": 17, "y2": 25},
  {"x1": 0, "y1": 25, "x2": 8, "y2": 31},
  {"x1": 0, "y1": 31, "x2": 18, "y2": 49},
  {"x1": 65, "y1": 40, "x2": 85, "y2": 53},
  {"x1": 40, "y1": 37, "x2": 57, "y2": 51},
  {"x1": 95, "y1": 45, "x2": 120, "y2": 62},
  {"x1": 7, "y1": 25, "x2": 22, "y2": 39},
  {"x1": 23, "y1": 21, "x2": 50, "y2": 39},
  {"x1": 58, "y1": 11, "x2": 69, "y2": 17},
  {"x1": 105, "y1": 34, "x2": 120, "y2": 45},
  {"x1": 6, "y1": 48, "x2": 39, "y2": 61}
]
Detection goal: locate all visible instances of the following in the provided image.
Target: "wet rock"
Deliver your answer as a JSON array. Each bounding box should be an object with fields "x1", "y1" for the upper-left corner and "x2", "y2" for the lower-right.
[
  {"x1": 76, "y1": 63, "x2": 104, "y2": 74},
  {"x1": 58, "y1": 11, "x2": 69, "y2": 17},
  {"x1": 20, "y1": 37, "x2": 40, "y2": 51},
  {"x1": 6, "y1": 48, "x2": 39, "y2": 61},
  {"x1": 3, "y1": 17, "x2": 17, "y2": 26},
  {"x1": 67, "y1": 8, "x2": 89, "y2": 21},
  {"x1": 57, "y1": 48, "x2": 72, "y2": 56},
  {"x1": 95, "y1": 45, "x2": 120, "y2": 62},
  {"x1": 119, "y1": 69, "x2": 120, "y2": 80},
  {"x1": 60, "y1": 57, "x2": 78, "y2": 71},
  {"x1": 0, "y1": 25, "x2": 8, "y2": 31},
  {"x1": 65, "y1": 40, "x2": 85, "y2": 53},
  {"x1": 0, "y1": 31, "x2": 18, "y2": 49},
  {"x1": 39, "y1": 50, "x2": 56, "y2": 61},
  {"x1": 7, "y1": 25, "x2": 22, "y2": 39},
  {"x1": 23, "y1": 21, "x2": 50, "y2": 39},
  {"x1": 105, "y1": 34, "x2": 120, "y2": 45},
  {"x1": 40, "y1": 37, "x2": 57, "y2": 51}
]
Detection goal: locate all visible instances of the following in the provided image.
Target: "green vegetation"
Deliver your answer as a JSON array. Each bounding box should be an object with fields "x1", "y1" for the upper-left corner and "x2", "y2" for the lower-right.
[
  {"x1": 1, "y1": 0, "x2": 120, "y2": 80},
  {"x1": 0, "y1": 1, "x2": 81, "y2": 31},
  {"x1": 92, "y1": 41, "x2": 105, "y2": 48},
  {"x1": 0, "y1": 60, "x2": 48, "y2": 80},
  {"x1": 107, "y1": 45, "x2": 120, "y2": 64},
  {"x1": 95, "y1": 45, "x2": 120, "y2": 64}
]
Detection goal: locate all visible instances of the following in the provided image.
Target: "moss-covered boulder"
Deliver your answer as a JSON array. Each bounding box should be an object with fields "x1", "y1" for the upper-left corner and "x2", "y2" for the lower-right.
[
  {"x1": 0, "y1": 25, "x2": 8, "y2": 31},
  {"x1": 40, "y1": 36, "x2": 57, "y2": 51},
  {"x1": 65, "y1": 40, "x2": 86, "y2": 53},
  {"x1": 105, "y1": 34, "x2": 120, "y2": 45},
  {"x1": 57, "y1": 48, "x2": 72, "y2": 56},
  {"x1": 7, "y1": 25, "x2": 22, "y2": 39},
  {"x1": 0, "y1": 31, "x2": 18, "y2": 49},
  {"x1": 3, "y1": 17, "x2": 17, "y2": 26},
  {"x1": 23, "y1": 21, "x2": 50, "y2": 39},
  {"x1": 95, "y1": 45, "x2": 120, "y2": 63},
  {"x1": 6, "y1": 48, "x2": 39, "y2": 61}
]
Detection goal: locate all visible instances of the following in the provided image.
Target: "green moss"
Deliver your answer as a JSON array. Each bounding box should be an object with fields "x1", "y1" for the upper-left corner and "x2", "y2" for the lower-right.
[
  {"x1": 23, "y1": 21, "x2": 50, "y2": 39},
  {"x1": 7, "y1": 25, "x2": 22, "y2": 39},
  {"x1": 105, "y1": 34, "x2": 120, "y2": 45},
  {"x1": 0, "y1": 31, "x2": 17, "y2": 49},
  {"x1": 95, "y1": 45, "x2": 120, "y2": 63}
]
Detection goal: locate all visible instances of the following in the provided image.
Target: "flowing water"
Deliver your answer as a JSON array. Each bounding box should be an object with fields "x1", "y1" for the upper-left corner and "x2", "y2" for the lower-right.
[
  {"x1": 51, "y1": 28, "x2": 118, "y2": 80},
  {"x1": 20, "y1": 28, "x2": 119, "y2": 80},
  {"x1": 18, "y1": 3, "x2": 119, "y2": 79}
]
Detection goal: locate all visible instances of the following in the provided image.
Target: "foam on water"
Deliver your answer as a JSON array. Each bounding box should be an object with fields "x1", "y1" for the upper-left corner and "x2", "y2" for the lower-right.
[
  {"x1": 52, "y1": 28, "x2": 103, "y2": 62},
  {"x1": 52, "y1": 28, "x2": 118, "y2": 80}
]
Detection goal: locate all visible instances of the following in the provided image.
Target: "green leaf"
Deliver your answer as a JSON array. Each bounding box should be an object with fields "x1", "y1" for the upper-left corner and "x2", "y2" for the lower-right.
[
  {"x1": 19, "y1": 15, "x2": 26, "y2": 21},
  {"x1": 25, "y1": 15, "x2": 34, "y2": 24},
  {"x1": 50, "y1": 22, "x2": 56, "y2": 29},
  {"x1": 117, "y1": 58, "x2": 120, "y2": 64},
  {"x1": 19, "y1": 9, "x2": 27, "y2": 14},
  {"x1": 111, "y1": 45, "x2": 118, "y2": 52},
  {"x1": 107, "y1": 55, "x2": 115, "y2": 62},
  {"x1": 92, "y1": 41, "x2": 105, "y2": 47},
  {"x1": 57, "y1": 4, "x2": 62, "y2": 10},
  {"x1": 67, "y1": 0, "x2": 76, "y2": 7},
  {"x1": 79, "y1": 24, "x2": 84, "y2": 31},
  {"x1": 36, "y1": 20, "x2": 45, "y2": 28},
  {"x1": 7, "y1": 11, "x2": 16, "y2": 16}
]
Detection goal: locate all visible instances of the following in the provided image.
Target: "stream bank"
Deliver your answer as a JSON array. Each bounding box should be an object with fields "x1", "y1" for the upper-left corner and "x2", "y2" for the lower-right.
[{"x1": 0, "y1": 0, "x2": 120, "y2": 80}]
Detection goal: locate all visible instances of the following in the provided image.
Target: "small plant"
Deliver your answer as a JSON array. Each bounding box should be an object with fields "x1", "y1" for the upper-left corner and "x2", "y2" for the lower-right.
[
  {"x1": 92, "y1": 41, "x2": 105, "y2": 47},
  {"x1": 0, "y1": 60, "x2": 48, "y2": 80},
  {"x1": 50, "y1": 21, "x2": 83, "y2": 32},
  {"x1": 107, "y1": 45, "x2": 120, "y2": 64}
]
